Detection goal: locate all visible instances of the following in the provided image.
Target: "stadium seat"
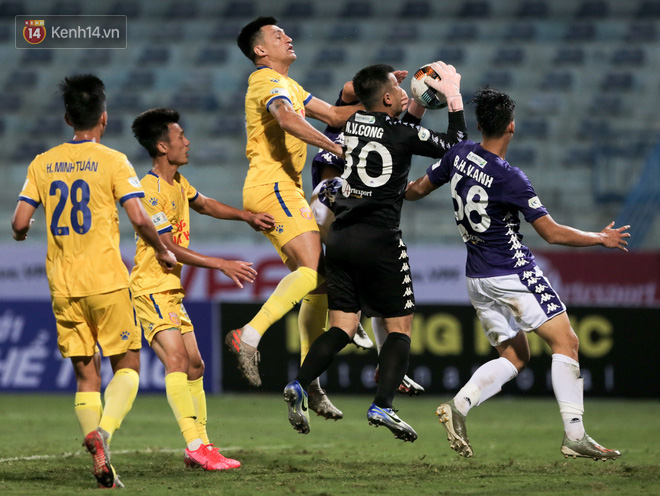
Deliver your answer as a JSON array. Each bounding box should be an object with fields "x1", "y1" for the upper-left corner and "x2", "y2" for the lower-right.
[
  {"x1": 107, "y1": 0, "x2": 141, "y2": 17},
  {"x1": 197, "y1": 46, "x2": 229, "y2": 65},
  {"x1": 0, "y1": 117, "x2": 5, "y2": 135},
  {"x1": 123, "y1": 70, "x2": 156, "y2": 89},
  {"x1": 610, "y1": 47, "x2": 646, "y2": 66},
  {"x1": 503, "y1": 22, "x2": 537, "y2": 41},
  {"x1": 0, "y1": 94, "x2": 23, "y2": 112},
  {"x1": 328, "y1": 24, "x2": 361, "y2": 41},
  {"x1": 11, "y1": 142, "x2": 48, "y2": 162},
  {"x1": 458, "y1": 0, "x2": 492, "y2": 18},
  {"x1": 104, "y1": 118, "x2": 125, "y2": 136},
  {"x1": 515, "y1": 119, "x2": 549, "y2": 140},
  {"x1": 574, "y1": 0, "x2": 610, "y2": 18},
  {"x1": 577, "y1": 119, "x2": 611, "y2": 139},
  {"x1": 50, "y1": 0, "x2": 82, "y2": 15},
  {"x1": 0, "y1": 0, "x2": 22, "y2": 17},
  {"x1": 587, "y1": 94, "x2": 623, "y2": 116},
  {"x1": 552, "y1": 47, "x2": 585, "y2": 65},
  {"x1": 315, "y1": 47, "x2": 348, "y2": 64},
  {"x1": 623, "y1": 22, "x2": 657, "y2": 42},
  {"x1": 635, "y1": 0, "x2": 660, "y2": 17},
  {"x1": 78, "y1": 50, "x2": 112, "y2": 67},
  {"x1": 506, "y1": 147, "x2": 537, "y2": 166},
  {"x1": 480, "y1": 69, "x2": 514, "y2": 88},
  {"x1": 492, "y1": 47, "x2": 526, "y2": 65},
  {"x1": 138, "y1": 46, "x2": 171, "y2": 65},
  {"x1": 564, "y1": 22, "x2": 597, "y2": 42},
  {"x1": 21, "y1": 50, "x2": 54, "y2": 65},
  {"x1": 111, "y1": 93, "x2": 143, "y2": 111},
  {"x1": 166, "y1": 1, "x2": 198, "y2": 18},
  {"x1": 600, "y1": 71, "x2": 635, "y2": 92},
  {"x1": 339, "y1": 0, "x2": 373, "y2": 18},
  {"x1": 0, "y1": 23, "x2": 10, "y2": 40},
  {"x1": 538, "y1": 70, "x2": 574, "y2": 91},
  {"x1": 4, "y1": 70, "x2": 38, "y2": 90},
  {"x1": 433, "y1": 47, "x2": 467, "y2": 65},
  {"x1": 373, "y1": 47, "x2": 406, "y2": 64},
  {"x1": 399, "y1": 0, "x2": 433, "y2": 18},
  {"x1": 31, "y1": 116, "x2": 65, "y2": 136},
  {"x1": 150, "y1": 22, "x2": 184, "y2": 41},
  {"x1": 516, "y1": 0, "x2": 549, "y2": 18},
  {"x1": 389, "y1": 24, "x2": 419, "y2": 41},
  {"x1": 210, "y1": 22, "x2": 242, "y2": 41},
  {"x1": 211, "y1": 116, "x2": 246, "y2": 137},
  {"x1": 445, "y1": 23, "x2": 481, "y2": 41},
  {"x1": 222, "y1": 1, "x2": 255, "y2": 18},
  {"x1": 302, "y1": 70, "x2": 334, "y2": 91},
  {"x1": 282, "y1": 1, "x2": 315, "y2": 18},
  {"x1": 170, "y1": 92, "x2": 219, "y2": 112}
]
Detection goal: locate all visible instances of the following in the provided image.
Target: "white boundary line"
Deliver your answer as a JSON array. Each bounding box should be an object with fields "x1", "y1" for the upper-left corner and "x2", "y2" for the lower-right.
[{"x1": 0, "y1": 443, "x2": 335, "y2": 464}]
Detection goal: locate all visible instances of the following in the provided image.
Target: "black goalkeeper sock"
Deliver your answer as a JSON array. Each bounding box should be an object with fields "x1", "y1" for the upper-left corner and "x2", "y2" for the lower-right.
[
  {"x1": 297, "y1": 326, "x2": 351, "y2": 390},
  {"x1": 373, "y1": 332, "x2": 411, "y2": 409}
]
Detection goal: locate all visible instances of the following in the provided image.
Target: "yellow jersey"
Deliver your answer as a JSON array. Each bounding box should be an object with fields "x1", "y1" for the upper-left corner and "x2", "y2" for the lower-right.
[
  {"x1": 244, "y1": 66, "x2": 312, "y2": 190},
  {"x1": 129, "y1": 170, "x2": 198, "y2": 297},
  {"x1": 18, "y1": 140, "x2": 144, "y2": 297}
]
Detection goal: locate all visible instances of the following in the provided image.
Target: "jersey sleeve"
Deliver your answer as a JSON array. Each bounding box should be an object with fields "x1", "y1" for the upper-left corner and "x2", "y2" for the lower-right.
[
  {"x1": 407, "y1": 110, "x2": 468, "y2": 159},
  {"x1": 112, "y1": 155, "x2": 145, "y2": 205},
  {"x1": 140, "y1": 180, "x2": 172, "y2": 235},
  {"x1": 505, "y1": 168, "x2": 548, "y2": 223},
  {"x1": 17, "y1": 160, "x2": 42, "y2": 207},
  {"x1": 251, "y1": 71, "x2": 296, "y2": 112},
  {"x1": 425, "y1": 153, "x2": 453, "y2": 187},
  {"x1": 180, "y1": 174, "x2": 199, "y2": 202}
]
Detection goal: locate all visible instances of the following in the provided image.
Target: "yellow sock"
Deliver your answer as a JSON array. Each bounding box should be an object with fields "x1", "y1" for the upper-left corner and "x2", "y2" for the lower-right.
[
  {"x1": 74, "y1": 391, "x2": 103, "y2": 437},
  {"x1": 247, "y1": 267, "x2": 323, "y2": 335},
  {"x1": 98, "y1": 368, "x2": 139, "y2": 443},
  {"x1": 298, "y1": 293, "x2": 328, "y2": 364},
  {"x1": 165, "y1": 372, "x2": 199, "y2": 445},
  {"x1": 188, "y1": 377, "x2": 209, "y2": 445}
]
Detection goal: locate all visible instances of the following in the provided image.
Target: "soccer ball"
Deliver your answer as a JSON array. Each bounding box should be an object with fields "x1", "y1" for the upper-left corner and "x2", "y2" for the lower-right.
[{"x1": 410, "y1": 64, "x2": 447, "y2": 109}]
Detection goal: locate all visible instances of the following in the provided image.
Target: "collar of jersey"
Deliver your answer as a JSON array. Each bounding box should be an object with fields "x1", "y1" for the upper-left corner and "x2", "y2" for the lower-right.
[{"x1": 68, "y1": 139, "x2": 94, "y2": 144}]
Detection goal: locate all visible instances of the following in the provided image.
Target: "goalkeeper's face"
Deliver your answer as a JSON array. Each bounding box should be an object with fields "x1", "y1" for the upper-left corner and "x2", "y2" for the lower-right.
[{"x1": 260, "y1": 24, "x2": 296, "y2": 64}]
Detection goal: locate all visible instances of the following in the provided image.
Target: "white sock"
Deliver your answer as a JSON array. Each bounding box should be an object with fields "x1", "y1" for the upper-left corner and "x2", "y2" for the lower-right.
[
  {"x1": 187, "y1": 438, "x2": 204, "y2": 451},
  {"x1": 239, "y1": 324, "x2": 261, "y2": 348},
  {"x1": 551, "y1": 353, "x2": 585, "y2": 441},
  {"x1": 371, "y1": 317, "x2": 387, "y2": 353},
  {"x1": 453, "y1": 357, "x2": 518, "y2": 416}
]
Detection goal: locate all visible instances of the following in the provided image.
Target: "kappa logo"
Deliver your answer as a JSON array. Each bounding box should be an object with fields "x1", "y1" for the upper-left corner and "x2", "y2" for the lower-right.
[
  {"x1": 400, "y1": 263, "x2": 410, "y2": 272},
  {"x1": 404, "y1": 300, "x2": 414, "y2": 309},
  {"x1": 403, "y1": 287, "x2": 413, "y2": 297},
  {"x1": 398, "y1": 250, "x2": 408, "y2": 260}
]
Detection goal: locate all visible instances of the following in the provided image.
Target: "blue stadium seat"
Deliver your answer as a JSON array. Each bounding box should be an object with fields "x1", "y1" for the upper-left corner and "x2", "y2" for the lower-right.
[
  {"x1": 166, "y1": 1, "x2": 198, "y2": 18},
  {"x1": 0, "y1": 94, "x2": 23, "y2": 112},
  {"x1": 21, "y1": 50, "x2": 54, "y2": 65},
  {"x1": 222, "y1": 1, "x2": 255, "y2": 18},
  {"x1": 104, "y1": 117, "x2": 124, "y2": 136},
  {"x1": 577, "y1": 119, "x2": 611, "y2": 139},
  {"x1": 78, "y1": 50, "x2": 112, "y2": 67},
  {"x1": 623, "y1": 22, "x2": 657, "y2": 41},
  {"x1": 492, "y1": 47, "x2": 526, "y2": 65},
  {"x1": 0, "y1": 117, "x2": 5, "y2": 135},
  {"x1": 339, "y1": 0, "x2": 373, "y2": 18},
  {"x1": 480, "y1": 69, "x2": 513, "y2": 88},
  {"x1": 107, "y1": 0, "x2": 141, "y2": 17},
  {"x1": 610, "y1": 47, "x2": 646, "y2": 66},
  {"x1": 516, "y1": 0, "x2": 548, "y2": 18},
  {"x1": 504, "y1": 22, "x2": 537, "y2": 41},
  {"x1": 316, "y1": 47, "x2": 347, "y2": 64},
  {"x1": 373, "y1": 47, "x2": 406, "y2": 64},
  {"x1": 515, "y1": 119, "x2": 549, "y2": 139},
  {"x1": 564, "y1": 22, "x2": 597, "y2": 42},
  {"x1": 211, "y1": 116, "x2": 246, "y2": 137},
  {"x1": 552, "y1": 47, "x2": 585, "y2": 65},
  {"x1": 111, "y1": 93, "x2": 143, "y2": 111},
  {"x1": 635, "y1": 0, "x2": 660, "y2": 17},
  {"x1": 197, "y1": 46, "x2": 229, "y2": 65},
  {"x1": 399, "y1": 1, "x2": 433, "y2": 18},
  {"x1": 433, "y1": 47, "x2": 467, "y2": 64},
  {"x1": 389, "y1": 24, "x2": 419, "y2": 41},
  {"x1": 138, "y1": 46, "x2": 171, "y2": 65},
  {"x1": 210, "y1": 22, "x2": 242, "y2": 41},
  {"x1": 31, "y1": 116, "x2": 65, "y2": 136},
  {"x1": 302, "y1": 70, "x2": 334, "y2": 91},
  {"x1": 445, "y1": 23, "x2": 480, "y2": 41},
  {"x1": 282, "y1": 1, "x2": 315, "y2": 18},
  {"x1": 538, "y1": 70, "x2": 574, "y2": 91},
  {"x1": 506, "y1": 147, "x2": 537, "y2": 166},
  {"x1": 0, "y1": 23, "x2": 10, "y2": 40},
  {"x1": 459, "y1": 0, "x2": 492, "y2": 18},
  {"x1": 171, "y1": 92, "x2": 219, "y2": 112},
  {"x1": 5, "y1": 70, "x2": 38, "y2": 90},
  {"x1": 123, "y1": 70, "x2": 156, "y2": 89},
  {"x1": 50, "y1": 0, "x2": 82, "y2": 15},
  {"x1": 0, "y1": 0, "x2": 23, "y2": 17},
  {"x1": 12, "y1": 142, "x2": 48, "y2": 162},
  {"x1": 574, "y1": 0, "x2": 610, "y2": 18},
  {"x1": 600, "y1": 71, "x2": 635, "y2": 92},
  {"x1": 328, "y1": 24, "x2": 361, "y2": 41},
  {"x1": 587, "y1": 94, "x2": 623, "y2": 116}
]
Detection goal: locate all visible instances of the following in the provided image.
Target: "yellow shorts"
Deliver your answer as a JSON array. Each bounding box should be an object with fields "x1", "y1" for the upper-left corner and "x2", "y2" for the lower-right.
[
  {"x1": 243, "y1": 182, "x2": 319, "y2": 262},
  {"x1": 133, "y1": 289, "x2": 193, "y2": 345},
  {"x1": 51, "y1": 288, "x2": 141, "y2": 358}
]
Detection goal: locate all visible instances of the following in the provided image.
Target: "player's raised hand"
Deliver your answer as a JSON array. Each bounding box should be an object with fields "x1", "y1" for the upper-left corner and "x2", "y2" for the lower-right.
[
  {"x1": 247, "y1": 212, "x2": 275, "y2": 231},
  {"x1": 218, "y1": 260, "x2": 258, "y2": 288},
  {"x1": 425, "y1": 61, "x2": 461, "y2": 98},
  {"x1": 393, "y1": 70, "x2": 409, "y2": 84},
  {"x1": 600, "y1": 222, "x2": 631, "y2": 252}
]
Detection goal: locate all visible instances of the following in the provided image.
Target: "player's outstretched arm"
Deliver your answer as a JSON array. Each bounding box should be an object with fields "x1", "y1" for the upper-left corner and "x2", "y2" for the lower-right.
[
  {"x1": 11, "y1": 201, "x2": 36, "y2": 241},
  {"x1": 270, "y1": 98, "x2": 343, "y2": 156},
  {"x1": 123, "y1": 197, "x2": 177, "y2": 270},
  {"x1": 191, "y1": 194, "x2": 274, "y2": 231},
  {"x1": 305, "y1": 95, "x2": 363, "y2": 129},
  {"x1": 405, "y1": 174, "x2": 439, "y2": 201},
  {"x1": 532, "y1": 215, "x2": 631, "y2": 252}
]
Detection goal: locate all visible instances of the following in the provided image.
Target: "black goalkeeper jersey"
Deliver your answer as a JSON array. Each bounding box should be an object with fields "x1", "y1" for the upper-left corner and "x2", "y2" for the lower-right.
[{"x1": 333, "y1": 109, "x2": 467, "y2": 229}]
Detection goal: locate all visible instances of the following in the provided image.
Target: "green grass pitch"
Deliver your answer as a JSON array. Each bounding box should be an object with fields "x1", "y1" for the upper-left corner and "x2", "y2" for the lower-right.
[{"x1": 0, "y1": 394, "x2": 658, "y2": 495}]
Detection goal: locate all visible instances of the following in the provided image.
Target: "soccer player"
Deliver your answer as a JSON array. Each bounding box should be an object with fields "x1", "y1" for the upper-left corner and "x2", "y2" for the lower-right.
[
  {"x1": 227, "y1": 16, "x2": 362, "y2": 419},
  {"x1": 405, "y1": 87, "x2": 627, "y2": 460},
  {"x1": 130, "y1": 108, "x2": 274, "y2": 470},
  {"x1": 283, "y1": 62, "x2": 466, "y2": 441},
  {"x1": 309, "y1": 80, "x2": 425, "y2": 396},
  {"x1": 11, "y1": 75, "x2": 177, "y2": 488}
]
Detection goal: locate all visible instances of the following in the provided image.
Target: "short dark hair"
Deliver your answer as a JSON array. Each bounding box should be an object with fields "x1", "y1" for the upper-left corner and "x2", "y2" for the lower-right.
[
  {"x1": 472, "y1": 87, "x2": 516, "y2": 138},
  {"x1": 237, "y1": 16, "x2": 277, "y2": 63},
  {"x1": 132, "y1": 108, "x2": 180, "y2": 158},
  {"x1": 58, "y1": 74, "x2": 106, "y2": 130},
  {"x1": 352, "y1": 64, "x2": 395, "y2": 110}
]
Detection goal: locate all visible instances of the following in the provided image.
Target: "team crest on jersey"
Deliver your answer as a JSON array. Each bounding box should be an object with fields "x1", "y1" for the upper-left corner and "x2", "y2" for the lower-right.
[
  {"x1": 169, "y1": 312, "x2": 181, "y2": 325},
  {"x1": 275, "y1": 224, "x2": 285, "y2": 234},
  {"x1": 149, "y1": 197, "x2": 158, "y2": 206},
  {"x1": 299, "y1": 207, "x2": 313, "y2": 220},
  {"x1": 418, "y1": 127, "x2": 431, "y2": 141},
  {"x1": 128, "y1": 176, "x2": 141, "y2": 188},
  {"x1": 341, "y1": 180, "x2": 351, "y2": 198},
  {"x1": 528, "y1": 196, "x2": 543, "y2": 209}
]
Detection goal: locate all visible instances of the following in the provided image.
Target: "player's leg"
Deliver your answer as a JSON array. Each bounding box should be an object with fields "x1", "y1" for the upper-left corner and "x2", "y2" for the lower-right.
[{"x1": 535, "y1": 313, "x2": 621, "y2": 460}]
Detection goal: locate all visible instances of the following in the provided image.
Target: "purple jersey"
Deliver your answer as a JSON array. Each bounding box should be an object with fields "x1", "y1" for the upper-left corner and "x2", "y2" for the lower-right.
[{"x1": 426, "y1": 140, "x2": 548, "y2": 278}]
